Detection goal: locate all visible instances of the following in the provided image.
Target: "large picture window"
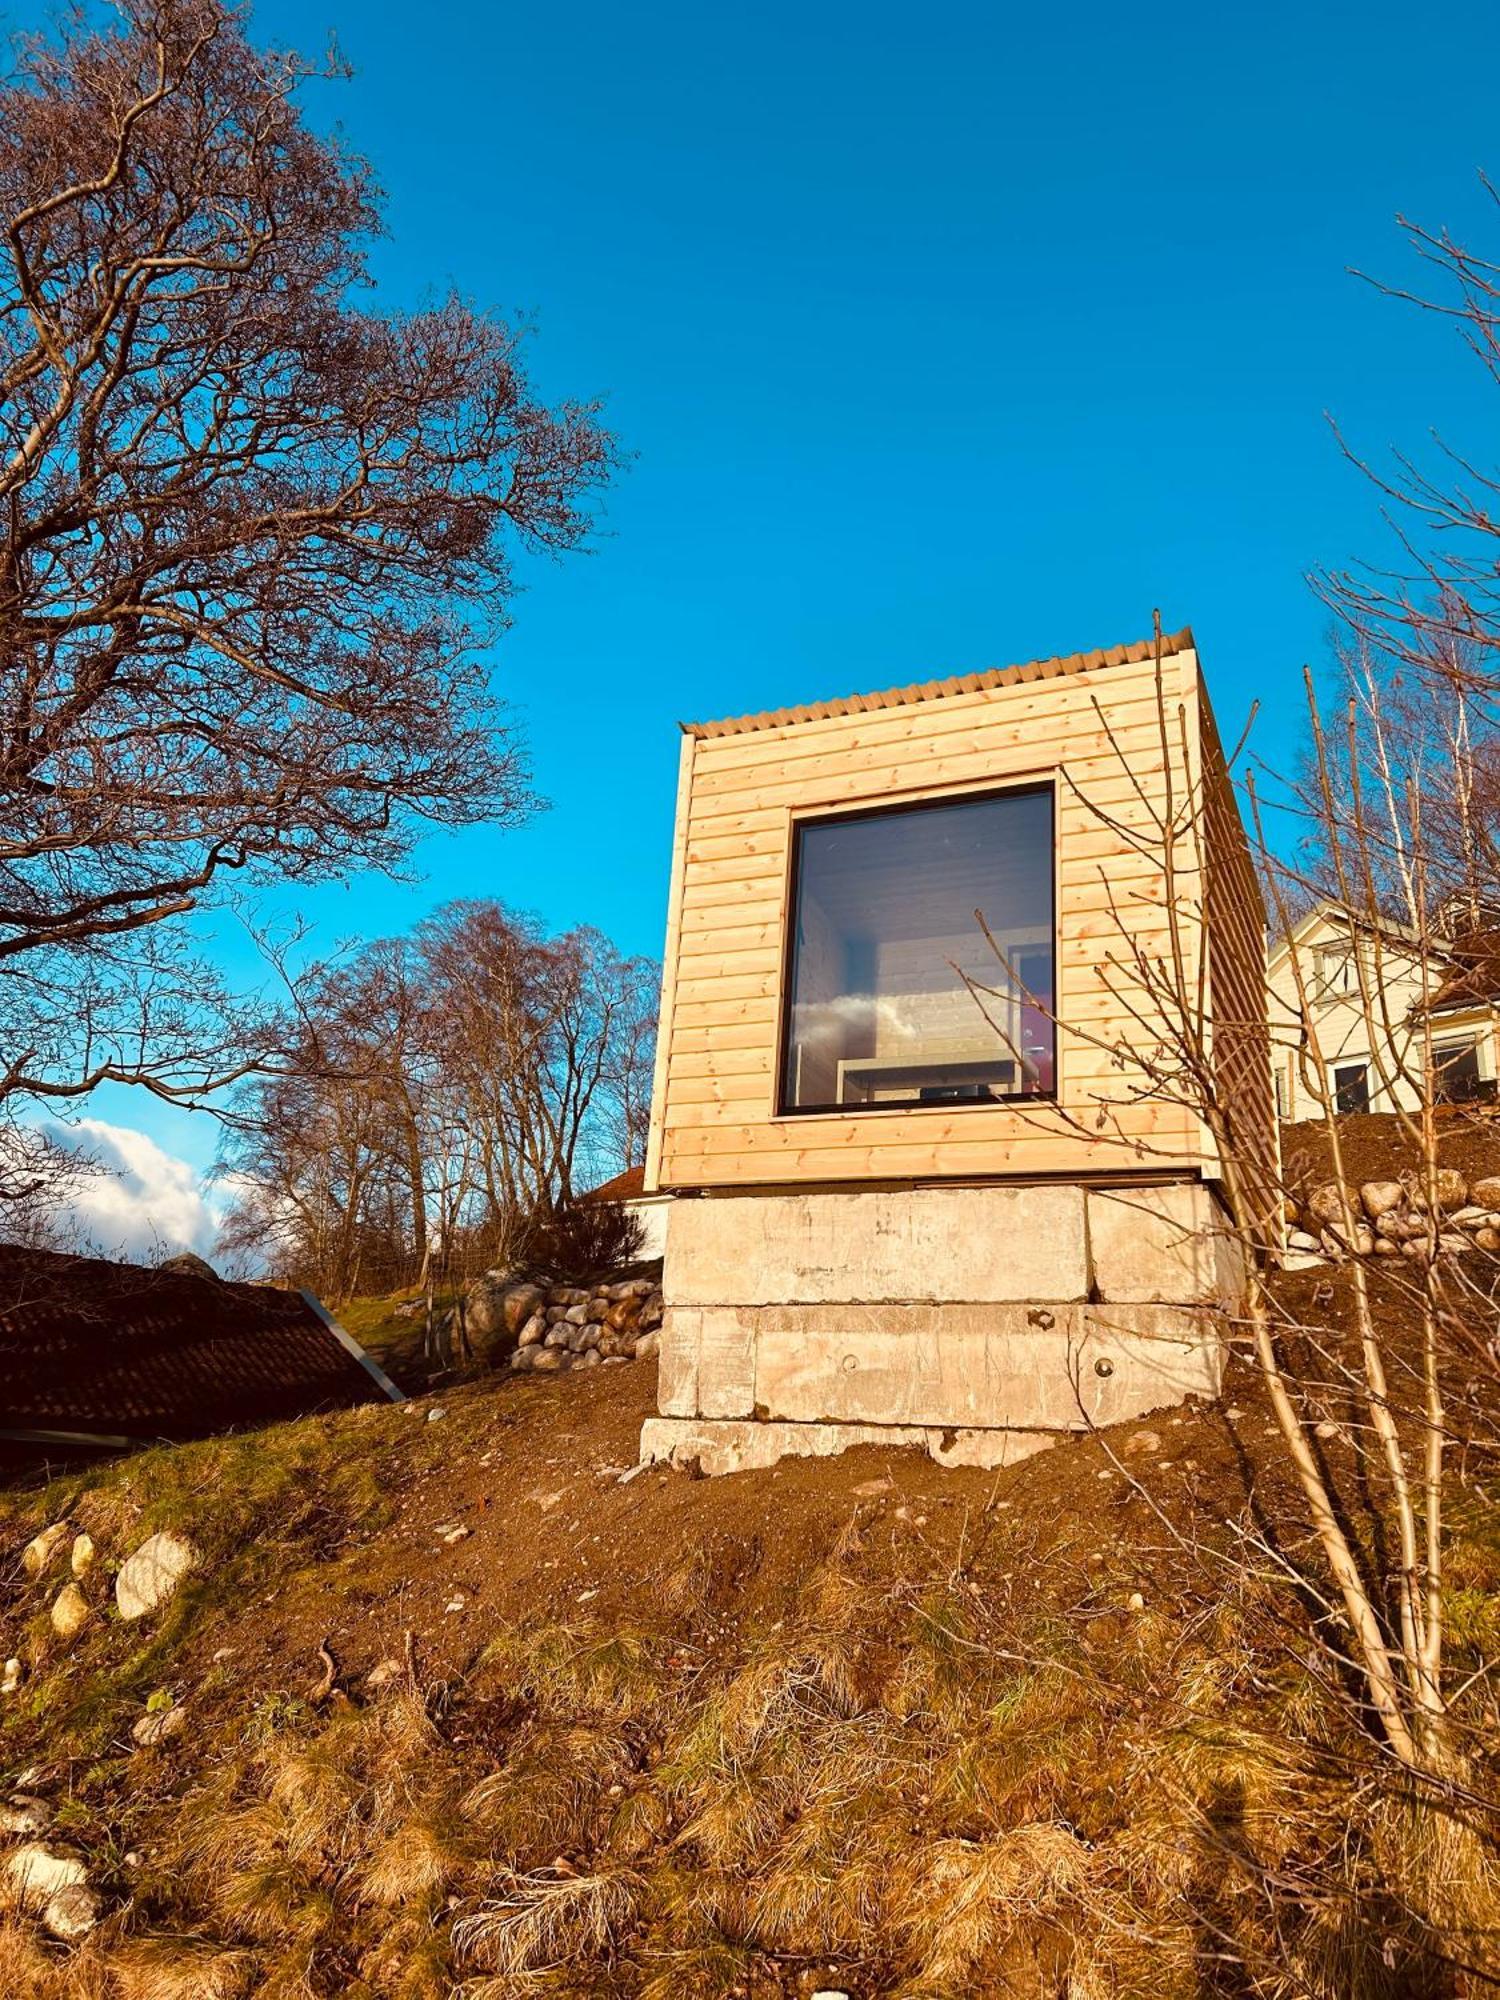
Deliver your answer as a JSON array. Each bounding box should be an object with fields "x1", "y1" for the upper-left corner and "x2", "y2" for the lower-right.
[{"x1": 778, "y1": 786, "x2": 1056, "y2": 1114}]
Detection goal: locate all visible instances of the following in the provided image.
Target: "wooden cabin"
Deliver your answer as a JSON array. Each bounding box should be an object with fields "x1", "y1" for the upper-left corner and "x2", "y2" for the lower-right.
[{"x1": 640, "y1": 627, "x2": 1275, "y2": 1474}]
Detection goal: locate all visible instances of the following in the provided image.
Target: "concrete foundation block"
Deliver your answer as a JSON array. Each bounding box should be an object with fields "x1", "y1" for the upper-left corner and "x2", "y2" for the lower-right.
[
  {"x1": 1086, "y1": 1183, "x2": 1246, "y2": 1306},
  {"x1": 655, "y1": 1306, "x2": 701, "y2": 1418},
  {"x1": 639, "y1": 1416, "x2": 1057, "y2": 1476},
  {"x1": 746, "y1": 1300, "x2": 1222, "y2": 1430},
  {"x1": 665, "y1": 1184, "x2": 1089, "y2": 1306}
]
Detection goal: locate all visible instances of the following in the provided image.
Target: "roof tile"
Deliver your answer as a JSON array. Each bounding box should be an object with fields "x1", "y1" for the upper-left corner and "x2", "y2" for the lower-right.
[{"x1": 684, "y1": 626, "x2": 1196, "y2": 739}]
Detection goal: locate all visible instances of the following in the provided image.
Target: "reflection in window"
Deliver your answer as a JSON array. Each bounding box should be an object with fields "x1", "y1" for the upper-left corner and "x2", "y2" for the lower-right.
[
  {"x1": 779, "y1": 788, "x2": 1055, "y2": 1114},
  {"x1": 1333, "y1": 1062, "x2": 1370, "y2": 1114},
  {"x1": 1433, "y1": 1040, "x2": 1482, "y2": 1102}
]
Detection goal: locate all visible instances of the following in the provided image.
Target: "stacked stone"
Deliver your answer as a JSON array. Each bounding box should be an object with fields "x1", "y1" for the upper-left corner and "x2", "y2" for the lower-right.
[
  {"x1": 1283, "y1": 1172, "x2": 1500, "y2": 1268},
  {"x1": 506, "y1": 1277, "x2": 664, "y2": 1374}
]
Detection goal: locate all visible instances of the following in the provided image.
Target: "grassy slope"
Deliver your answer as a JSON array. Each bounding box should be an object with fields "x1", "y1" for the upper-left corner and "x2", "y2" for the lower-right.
[{"x1": 0, "y1": 1282, "x2": 1497, "y2": 1995}]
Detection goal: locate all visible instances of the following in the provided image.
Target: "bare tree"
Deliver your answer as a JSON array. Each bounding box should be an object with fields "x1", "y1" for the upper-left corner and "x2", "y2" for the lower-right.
[
  {"x1": 0, "y1": 0, "x2": 617, "y2": 1204},
  {"x1": 218, "y1": 901, "x2": 658, "y2": 1299},
  {"x1": 968, "y1": 620, "x2": 1497, "y2": 1806}
]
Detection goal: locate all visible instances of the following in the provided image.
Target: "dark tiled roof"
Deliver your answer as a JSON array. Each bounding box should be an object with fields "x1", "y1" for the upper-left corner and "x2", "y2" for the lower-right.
[
  {"x1": 0, "y1": 1243, "x2": 395, "y2": 1446},
  {"x1": 583, "y1": 1164, "x2": 646, "y2": 1203},
  {"x1": 684, "y1": 627, "x2": 1196, "y2": 740},
  {"x1": 1429, "y1": 932, "x2": 1500, "y2": 1012}
]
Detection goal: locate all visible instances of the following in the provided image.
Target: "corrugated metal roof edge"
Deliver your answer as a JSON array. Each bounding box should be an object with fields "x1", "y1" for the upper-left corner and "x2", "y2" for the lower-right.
[{"x1": 681, "y1": 625, "x2": 1197, "y2": 739}]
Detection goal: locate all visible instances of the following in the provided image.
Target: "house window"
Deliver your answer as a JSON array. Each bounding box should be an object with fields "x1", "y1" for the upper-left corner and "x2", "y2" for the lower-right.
[
  {"x1": 779, "y1": 786, "x2": 1055, "y2": 1114},
  {"x1": 1316, "y1": 944, "x2": 1356, "y2": 996},
  {"x1": 1432, "y1": 1040, "x2": 1482, "y2": 1102},
  {"x1": 1333, "y1": 1062, "x2": 1370, "y2": 1114}
]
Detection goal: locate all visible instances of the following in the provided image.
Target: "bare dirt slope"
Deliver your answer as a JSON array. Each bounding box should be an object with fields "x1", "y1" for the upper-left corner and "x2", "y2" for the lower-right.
[{"x1": 0, "y1": 1144, "x2": 1496, "y2": 1996}]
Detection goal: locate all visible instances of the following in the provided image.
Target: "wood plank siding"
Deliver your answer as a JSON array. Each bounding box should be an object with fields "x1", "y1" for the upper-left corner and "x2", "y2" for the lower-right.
[
  {"x1": 646, "y1": 631, "x2": 1273, "y2": 1193},
  {"x1": 1199, "y1": 699, "x2": 1279, "y2": 1231}
]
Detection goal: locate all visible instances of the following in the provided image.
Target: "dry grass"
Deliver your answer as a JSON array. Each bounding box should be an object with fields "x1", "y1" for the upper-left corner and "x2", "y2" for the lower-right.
[{"x1": 0, "y1": 1373, "x2": 1495, "y2": 1995}]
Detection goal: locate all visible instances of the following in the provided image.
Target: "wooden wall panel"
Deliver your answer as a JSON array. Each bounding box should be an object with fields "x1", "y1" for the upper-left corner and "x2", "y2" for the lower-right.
[{"x1": 648, "y1": 642, "x2": 1240, "y2": 1190}]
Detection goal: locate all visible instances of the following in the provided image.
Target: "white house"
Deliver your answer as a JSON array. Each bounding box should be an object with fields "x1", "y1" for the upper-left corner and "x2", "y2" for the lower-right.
[
  {"x1": 1267, "y1": 901, "x2": 1500, "y2": 1120},
  {"x1": 583, "y1": 1164, "x2": 669, "y2": 1260}
]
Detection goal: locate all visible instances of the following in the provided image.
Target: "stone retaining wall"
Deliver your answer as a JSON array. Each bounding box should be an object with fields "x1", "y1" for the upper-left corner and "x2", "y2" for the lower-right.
[
  {"x1": 460, "y1": 1273, "x2": 663, "y2": 1372},
  {"x1": 1283, "y1": 1171, "x2": 1500, "y2": 1269}
]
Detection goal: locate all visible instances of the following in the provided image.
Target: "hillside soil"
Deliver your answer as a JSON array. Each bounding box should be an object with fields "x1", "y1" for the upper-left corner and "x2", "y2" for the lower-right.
[{"x1": 0, "y1": 1117, "x2": 1495, "y2": 1996}]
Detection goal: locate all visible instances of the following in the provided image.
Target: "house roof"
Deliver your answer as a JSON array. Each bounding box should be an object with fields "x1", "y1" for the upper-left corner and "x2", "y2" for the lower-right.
[
  {"x1": 1427, "y1": 932, "x2": 1500, "y2": 1013},
  {"x1": 0, "y1": 1243, "x2": 400, "y2": 1451},
  {"x1": 683, "y1": 626, "x2": 1197, "y2": 740},
  {"x1": 582, "y1": 1164, "x2": 647, "y2": 1204},
  {"x1": 1265, "y1": 898, "x2": 1422, "y2": 968}
]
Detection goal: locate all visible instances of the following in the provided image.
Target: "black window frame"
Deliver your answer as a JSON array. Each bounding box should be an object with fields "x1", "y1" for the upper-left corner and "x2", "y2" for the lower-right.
[{"x1": 774, "y1": 780, "x2": 1058, "y2": 1119}]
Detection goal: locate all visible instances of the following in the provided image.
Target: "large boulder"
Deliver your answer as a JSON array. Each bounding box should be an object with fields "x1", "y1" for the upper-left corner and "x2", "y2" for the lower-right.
[
  {"x1": 116, "y1": 1532, "x2": 197, "y2": 1621},
  {"x1": 1408, "y1": 1167, "x2": 1469, "y2": 1213},
  {"x1": 1306, "y1": 1182, "x2": 1358, "y2": 1231},
  {"x1": 462, "y1": 1279, "x2": 544, "y2": 1363},
  {"x1": 1359, "y1": 1180, "x2": 1405, "y2": 1221}
]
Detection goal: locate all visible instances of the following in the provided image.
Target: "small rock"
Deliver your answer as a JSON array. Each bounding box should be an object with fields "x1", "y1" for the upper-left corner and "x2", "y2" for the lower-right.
[
  {"x1": 1469, "y1": 1175, "x2": 1500, "y2": 1210},
  {"x1": 69, "y1": 1534, "x2": 95, "y2": 1579},
  {"x1": 437, "y1": 1524, "x2": 471, "y2": 1545},
  {"x1": 1287, "y1": 1228, "x2": 1323, "y2": 1252},
  {"x1": 426, "y1": 1407, "x2": 446, "y2": 1423},
  {"x1": 0, "y1": 1796, "x2": 53, "y2": 1836},
  {"x1": 577, "y1": 1348, "x2": 601, "y2": 1369},
  {"x1": 616, "y1": 1463, "x2": 649, "y2": 1485},
  {"x1": 510, "y1": 1346, "x2": 536, "y2": 1372},
  {"x1": 1124, "y1": 1428, "x2": 1161, "y2": 1456},
  {"x1": 1127, "y1": 1591, "x2": 1146, "y2": 1612},
  {"x1": 50, "y1": 1583, "x2": 90, "y2": 1642},
  {"x1": 1476, "y1": 1227, "x2": 1500, "y2": 1255},
  {"x1": 1225, "y1": 1407, "x2": 1245, "y2": 1421},
  {"x1": 1280, "y1": 1250, "x2": 1326, "y2": 1271},
  {"x1": 517, "y1": 1313, "x2": 548, "y2": 1348},
  {"x1": 42, "y1": 1882, "x2": 98, "y2": 1940},
  {"x1": 531, "y1": 1348, "x2": 565, "y2": 1372},
  {"x1": 1447, "y1": 1206, "x2": 1488, "y2": 1228},
  {"x1": 366, "y1": 1659, "x2": 404, "y2": 1690},
  {"x1": 115, "y1": 1531, "x2": 198, "y2": 1622},
  {"x1": 1437, "y1": 1232, "x2": 1469, "y2": 1259},
  {"x1": 853, "y1": 1475, "x2": 892, "y2": 1496},
  {"x1": 1314, "y1": 1419, "x2": 1342, "y2": 1440},
  {"x1": 8, "y1": 1843, "x2": 87, "y2": 1908},
  {"x1": 2, "y1": 1657, "x2": 23, "y2": 1694},
  {"x1": 22, "y1": 1523, "x2": 70, "y2": 1579},
  {"x1": 131, "y1": 1703, "x2": 187, "y2": 1747},
  {"x1": 635, "y1": 1329, "x2": 661, "y2": 1359},
  {"x1": 445, "y1": 1596, "x2": 466, "y2": 1615}
]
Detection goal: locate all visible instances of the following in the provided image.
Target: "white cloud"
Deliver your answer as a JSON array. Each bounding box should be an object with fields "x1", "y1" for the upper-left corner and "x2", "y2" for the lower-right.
[{"x1": 39, "y1": 1118, "x2": 225, "y2": 1263}]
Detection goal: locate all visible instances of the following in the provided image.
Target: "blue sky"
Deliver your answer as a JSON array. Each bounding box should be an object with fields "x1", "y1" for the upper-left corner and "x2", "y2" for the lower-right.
[{"x1": 10, "y1": 0, "x2": 1500, "y2": 1198}]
